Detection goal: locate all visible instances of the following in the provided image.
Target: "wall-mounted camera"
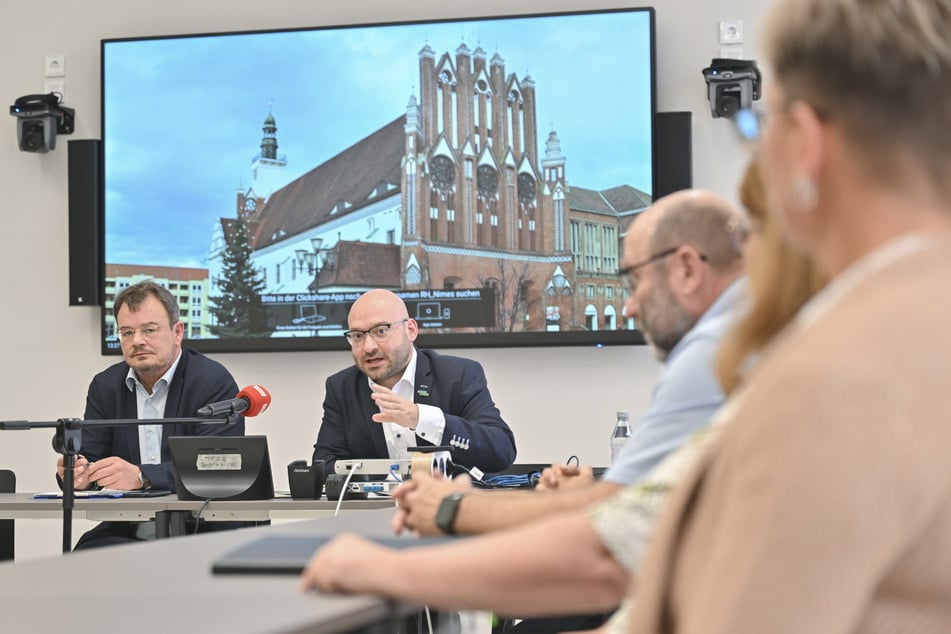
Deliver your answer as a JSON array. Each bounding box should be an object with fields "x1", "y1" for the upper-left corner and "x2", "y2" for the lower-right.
[
  {"x1": 8, "y1": 93, "x2": 75, "y2": 153},
  {"x1": 702, "y1": 58, "x2": 761, "y2": 119}
]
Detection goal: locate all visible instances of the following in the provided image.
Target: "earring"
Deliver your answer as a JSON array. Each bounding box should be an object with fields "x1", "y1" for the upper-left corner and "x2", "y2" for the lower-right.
[{"x1": 793, "y1": 177, "x2": 819, "y2": 212}]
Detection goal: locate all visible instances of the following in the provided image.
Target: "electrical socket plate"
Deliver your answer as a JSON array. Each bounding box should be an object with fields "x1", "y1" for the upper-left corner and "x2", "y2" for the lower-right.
[
  {"x1": 44, "y1": 80, "x2": 65, "y2": 103},
  {"x1": 719, "y1": 46, "x2": 745, "y2": 60},
  {"x1": 45, "y1": 54, "x2": 65, "y2": 78},
  {"x1": 719, "y1": 21, "x2": 744, "y2": 45}
]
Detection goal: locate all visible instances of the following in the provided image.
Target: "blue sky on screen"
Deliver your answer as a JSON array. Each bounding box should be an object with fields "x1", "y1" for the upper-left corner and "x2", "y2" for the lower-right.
[{"x1": 103, "y1": 10, "x2": 654, "y2": 267}]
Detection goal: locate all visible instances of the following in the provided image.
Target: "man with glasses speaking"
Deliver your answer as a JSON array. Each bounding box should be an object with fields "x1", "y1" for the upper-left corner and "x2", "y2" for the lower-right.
[
  {"x1": 313, "y1": 289, "x2": 516, "y2": 476},
  {"x1": 55, "y1": 280, "x2": 244, "y2": 549}
]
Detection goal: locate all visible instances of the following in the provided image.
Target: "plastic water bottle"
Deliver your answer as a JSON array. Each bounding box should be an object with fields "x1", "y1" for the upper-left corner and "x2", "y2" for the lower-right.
[{"x1": 610, "y1": 410, "x2": 632, "y2": 463}]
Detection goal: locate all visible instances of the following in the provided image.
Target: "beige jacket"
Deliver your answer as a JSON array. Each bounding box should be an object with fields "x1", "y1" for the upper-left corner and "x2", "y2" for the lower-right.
[{"x1": 630, "y1": 236, "x2": 951, "y2": 634}]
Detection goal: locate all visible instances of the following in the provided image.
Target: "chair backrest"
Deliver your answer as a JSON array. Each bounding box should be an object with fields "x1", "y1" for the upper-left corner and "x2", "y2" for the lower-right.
[{"x1": 0, "y1": 469, "x2": 15, "y2": 561}]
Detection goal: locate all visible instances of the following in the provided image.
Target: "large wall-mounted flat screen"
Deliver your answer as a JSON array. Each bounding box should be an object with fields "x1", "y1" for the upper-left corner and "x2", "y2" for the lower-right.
[{"x1": 100, "y1": 7, "x2": 656, "y2": 354}]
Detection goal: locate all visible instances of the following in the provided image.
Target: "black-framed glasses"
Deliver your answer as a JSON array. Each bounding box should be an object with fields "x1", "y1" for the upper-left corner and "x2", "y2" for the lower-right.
[
  {"x1": 617, "y1": 246, "x2": 708, "y2": 293},
  {"x1": 343, "y1": 319, "x2": 409, "y2": 346}
]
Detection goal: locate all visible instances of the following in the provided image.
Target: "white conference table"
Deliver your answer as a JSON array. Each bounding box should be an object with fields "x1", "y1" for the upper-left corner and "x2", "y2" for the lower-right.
[
  {"x1": 0, "y1": 507, "x2": 422, "y2": 633},
  {"x1": 0, "y1": 493, "x2": 396, "y2": 538}
]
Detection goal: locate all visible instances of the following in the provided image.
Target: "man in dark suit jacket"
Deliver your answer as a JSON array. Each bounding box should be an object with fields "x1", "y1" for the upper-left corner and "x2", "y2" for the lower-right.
[
  {"x1": 55, "y1": 280, "x2": 244, "y2": 549},
  {"x1": 313, "y1": 289, "x2": 516, "y2": 475}
]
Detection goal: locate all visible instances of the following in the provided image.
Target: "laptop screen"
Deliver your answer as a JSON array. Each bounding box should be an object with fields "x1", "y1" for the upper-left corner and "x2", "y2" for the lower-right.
[{"x1": 168, "y1": 435, "x2": 275, "y2": 501}]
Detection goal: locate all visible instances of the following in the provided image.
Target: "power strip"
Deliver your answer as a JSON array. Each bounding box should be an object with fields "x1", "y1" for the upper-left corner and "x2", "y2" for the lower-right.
[
  {"x1": 324, "y1": 474, "x2": 400, "y2": 501},
  {"x1": 334, "y1": 451, "x2": 453, "y2": 477},
  {"x1": 334, "y1": 458, "x2": 411, "y2": 476}
]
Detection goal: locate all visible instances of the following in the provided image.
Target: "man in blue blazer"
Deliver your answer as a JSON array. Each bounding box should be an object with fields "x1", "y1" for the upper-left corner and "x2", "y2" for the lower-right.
[
  {"x1": 55, "y1": 280, "x2": 244, "y2": 549},
  {"x1": 313, "y1": 289, "x2": 516, "y2": 475}
]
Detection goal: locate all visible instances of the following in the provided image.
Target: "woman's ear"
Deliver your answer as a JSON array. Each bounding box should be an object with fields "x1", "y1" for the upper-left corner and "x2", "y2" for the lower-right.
[{"x1": 786, "y1": 100, "x2": 827, "y2": 201}]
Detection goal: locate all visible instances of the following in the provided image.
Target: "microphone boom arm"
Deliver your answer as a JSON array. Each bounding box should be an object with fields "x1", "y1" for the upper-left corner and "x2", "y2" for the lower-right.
[
  {"x1": 0, "y1": 416, "x2": 238, "y2": 430},
  {"x1": 0, "y1": 414, "x2": 239, "y2": 554}
]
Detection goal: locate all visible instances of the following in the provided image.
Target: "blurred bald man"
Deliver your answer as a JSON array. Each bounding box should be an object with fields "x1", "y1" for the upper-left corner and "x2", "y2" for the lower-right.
[
  {"x1": 388, "y1": 190, "x2": 748, "y2": 539},
  {"x1": 313, "y1": 289, "x2": 516, "y2": 475}
]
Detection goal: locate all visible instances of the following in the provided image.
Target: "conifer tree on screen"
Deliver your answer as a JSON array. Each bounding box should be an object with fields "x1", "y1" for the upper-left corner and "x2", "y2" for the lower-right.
[{"x1": 209, "y1": 218, "x2": 269, "y2": 337}]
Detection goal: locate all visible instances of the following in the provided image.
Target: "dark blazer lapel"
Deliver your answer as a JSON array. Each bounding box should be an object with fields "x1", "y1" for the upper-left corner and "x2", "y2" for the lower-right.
[
  {"x1": 162, "y1": 350, "x2": 188, "y2": 419},
  {"x1": 162, "y1": 349, "x2": 189, "y2": 440},
  {"x1": 413, "y1": 348, "x2": 434, "y2": 406}
]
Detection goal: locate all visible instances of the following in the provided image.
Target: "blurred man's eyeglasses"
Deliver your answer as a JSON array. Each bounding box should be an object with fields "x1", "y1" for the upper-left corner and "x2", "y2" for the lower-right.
[
  {"x1": 343, "y1": 319, "x2": 409, "y2": 346},
  {"x1": 117, "y1": 323, "x2": 172, "y2": 341},
  {"x1": 618, "y1": 247, "x2": 708, "y2": 293}
]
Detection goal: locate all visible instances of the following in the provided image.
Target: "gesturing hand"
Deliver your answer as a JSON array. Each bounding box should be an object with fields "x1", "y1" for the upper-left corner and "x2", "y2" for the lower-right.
[{"x1": 370, "y1": 384, "x2": 419, "y2": 429}]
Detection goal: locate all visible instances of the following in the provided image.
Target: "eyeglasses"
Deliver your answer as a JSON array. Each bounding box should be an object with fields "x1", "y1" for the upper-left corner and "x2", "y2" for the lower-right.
[
  {"x1": 734, "y1": 102, "x2": 829, "y2": 146},
  {"x1": 618, "y1": 246, "x2": 708, "y2": 293},
  {"x1": 343, "y1": 319, "x2": 409, "y2": 346},
  {"x1": 117, "y1": 323, "x2": 172, "y2": 341},
  {"x1": 733, "y1": 108, "x2": 766, "y2": 144}
]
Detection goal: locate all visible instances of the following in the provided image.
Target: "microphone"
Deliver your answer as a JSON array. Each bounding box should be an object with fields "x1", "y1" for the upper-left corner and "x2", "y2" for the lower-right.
[{"x1": 197, "y1": 385, "x2": 271, "y2": 418}]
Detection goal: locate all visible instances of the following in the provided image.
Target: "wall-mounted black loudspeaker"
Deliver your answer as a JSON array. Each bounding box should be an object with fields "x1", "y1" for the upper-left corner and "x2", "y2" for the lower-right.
[
  {"x1": 655, "y1": 111, "x2": 693, "y2": 199},
  {"x1": 67, "y1": 139, "x2": 103, "y2": 306}
]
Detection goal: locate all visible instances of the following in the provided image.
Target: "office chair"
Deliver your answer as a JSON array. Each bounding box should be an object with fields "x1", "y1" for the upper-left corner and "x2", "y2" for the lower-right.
[{"x1": 0, "y1": 469, "x2": 14, "y2": 561}]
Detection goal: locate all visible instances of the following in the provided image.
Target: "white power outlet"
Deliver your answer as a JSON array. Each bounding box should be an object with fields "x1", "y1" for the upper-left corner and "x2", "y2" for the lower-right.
[
  {"x1": 719, "y1": 21, "x2": 744, "y2": 45},
  {"x1": 45, "y1": 54, "x2": 66, "y2": 78}
]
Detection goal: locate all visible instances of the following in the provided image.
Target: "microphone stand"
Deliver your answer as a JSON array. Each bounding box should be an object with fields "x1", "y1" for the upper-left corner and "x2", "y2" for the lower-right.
[{"x1": 0, "y1": 415, "x2": 237, "y2": 553}]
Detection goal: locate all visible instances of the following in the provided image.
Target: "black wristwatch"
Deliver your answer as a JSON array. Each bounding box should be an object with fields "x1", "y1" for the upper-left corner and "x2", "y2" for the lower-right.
[
  {"x1": 137, "y1": 468, "x2": 152, "y2": 490},
  {"x1": 435, "y1": 492, "x2": 464, "y2": 535}
]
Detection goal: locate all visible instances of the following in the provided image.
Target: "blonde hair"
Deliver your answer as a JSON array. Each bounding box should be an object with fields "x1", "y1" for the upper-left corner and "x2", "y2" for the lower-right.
[
  {"x1": 764, "y1": 0, "x2": 951, "y2": 190},
  {"x1": 715, "y1": 160, "x2": 826, "y2": 394}
]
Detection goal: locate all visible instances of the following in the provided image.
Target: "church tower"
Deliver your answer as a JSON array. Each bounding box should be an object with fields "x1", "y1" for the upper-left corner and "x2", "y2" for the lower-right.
[
  {"x1": 249, "y1": 107, "x2": 288, "y2": 202},
  {"x1": 239, "y1": 107, "x2": 288, "y2": 222}
]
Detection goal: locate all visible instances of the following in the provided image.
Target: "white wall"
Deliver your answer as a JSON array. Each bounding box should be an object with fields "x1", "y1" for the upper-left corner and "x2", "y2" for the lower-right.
[{"x1": 0, "y1": 0, "x2": 766, "y2": 560}]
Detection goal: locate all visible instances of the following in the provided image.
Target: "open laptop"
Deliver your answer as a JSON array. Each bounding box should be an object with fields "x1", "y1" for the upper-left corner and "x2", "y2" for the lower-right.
[
  {"x1": 168, "y1": 435, "x2": 274, "y2": 501},
  {"x1": 212, "y1": 534, "x2": 460, "y2": 575}
]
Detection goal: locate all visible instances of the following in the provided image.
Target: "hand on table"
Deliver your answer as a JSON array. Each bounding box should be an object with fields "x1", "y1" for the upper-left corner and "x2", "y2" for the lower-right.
[
  {"x1": 84, "y1": 456, "x2": 142, "y2": 490},
  {"x1": 300, "y1": 533, "x2": 396, "y2": 594},
  {"x1": 535, "y1": 463, "x2": 594, "y2": 491},
  {"x1": 56, "y1": 455, "x2": 98, "y2": 490},
  {"x1": 391, "y1": 471, "x2": 472, "y2": 536}
]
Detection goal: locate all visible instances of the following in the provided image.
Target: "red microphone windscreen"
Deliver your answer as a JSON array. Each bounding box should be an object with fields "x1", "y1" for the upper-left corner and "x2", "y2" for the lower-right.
[{"x1": 237, "y1": 384, "x2": 271, "y2": 417}]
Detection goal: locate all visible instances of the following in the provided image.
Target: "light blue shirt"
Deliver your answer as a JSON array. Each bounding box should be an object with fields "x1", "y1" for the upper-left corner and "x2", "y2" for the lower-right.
[
  {"x1": 125, "y1": 350, "x2": 183, "y2": 467},
  {"x1": 603, "y1": 279, "x2": 746, "y2": 486},
  {"x1": 124, "y1": 350, "x2": 182, "y2": 540}
]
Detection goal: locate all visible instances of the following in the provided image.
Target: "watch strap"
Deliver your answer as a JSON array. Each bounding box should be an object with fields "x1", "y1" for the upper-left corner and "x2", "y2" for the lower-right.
[
  {"x1": 138, "y1": 468, "x2": 152, "y2": 490},
  {"x1": 435, "y1": 492, "x2": 464, "y2": 534}
]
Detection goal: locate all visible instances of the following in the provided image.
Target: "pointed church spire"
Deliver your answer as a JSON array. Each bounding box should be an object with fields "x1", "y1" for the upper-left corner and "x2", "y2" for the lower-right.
[{"x1": 261, "y1": 101, "x2": 278, "y2": 160}]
